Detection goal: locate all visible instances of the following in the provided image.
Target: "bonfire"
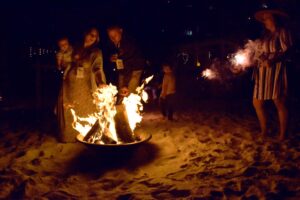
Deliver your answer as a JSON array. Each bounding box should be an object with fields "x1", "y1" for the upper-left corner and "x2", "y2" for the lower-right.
[{"x1": 71, "y1": 76, "x2": 154, "y2": 144}]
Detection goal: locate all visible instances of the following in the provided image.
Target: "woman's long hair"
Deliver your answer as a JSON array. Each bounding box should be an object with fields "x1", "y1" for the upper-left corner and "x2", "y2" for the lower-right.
[{"x1": 74, "y1": 27, "x2": 100, "y2": 61}]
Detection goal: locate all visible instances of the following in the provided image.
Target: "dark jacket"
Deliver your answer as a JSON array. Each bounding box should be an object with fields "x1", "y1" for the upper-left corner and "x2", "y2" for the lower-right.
[{"x1": 117, "y1": 35, "x2": 145, "y2": 72}]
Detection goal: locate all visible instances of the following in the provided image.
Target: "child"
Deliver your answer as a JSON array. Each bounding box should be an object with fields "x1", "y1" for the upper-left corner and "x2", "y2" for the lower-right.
[
  {"x1": 56, "y1": 37, "x2": 73, "y2": 79},
  {"x1": 160, "y1": 63, "x2": 176, "y2": 120}
]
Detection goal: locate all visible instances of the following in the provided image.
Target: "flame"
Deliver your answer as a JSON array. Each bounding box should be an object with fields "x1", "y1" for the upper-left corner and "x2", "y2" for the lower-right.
[
  {"x1": 122, "y1": 94, "x2": 143, "y2": 131},
  {"x1": 70, "y1": 76, "x2": 153, "y2": 144},
  {"x1": 70, "y1": 109, "x2": 97, "y2": 137},
  {"x1": 71, "y1": 84, "x2": 119, "y2": 143},
  {"x1": 122, "y1": 75, "x2": 153, "y2": 132},
  {"x1": 202, "y1": 69, "x2": 217, "y2": 80}
]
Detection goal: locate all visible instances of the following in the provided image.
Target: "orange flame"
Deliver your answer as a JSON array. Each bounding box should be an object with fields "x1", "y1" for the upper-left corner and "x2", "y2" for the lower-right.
[{"x1": 70, "y1": 76, "x2": 154, "y2": 144}]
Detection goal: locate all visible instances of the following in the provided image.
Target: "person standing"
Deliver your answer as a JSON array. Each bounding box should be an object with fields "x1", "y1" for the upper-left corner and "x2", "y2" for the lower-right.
[
  {"x1": 160, "y1": 63, "x2": 176, "y2": 121},
  {"x1": 59, "y1": 28, "x2": 106, "y2": 142},
  {"x1": 107, "y1": 25, "x2": 145, "y2": 94},
  {"x1": 252, "y1": 7, "x2": 293, "y2": 140}
]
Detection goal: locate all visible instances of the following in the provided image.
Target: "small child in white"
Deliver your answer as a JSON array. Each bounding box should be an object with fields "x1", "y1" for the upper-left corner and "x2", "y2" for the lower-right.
[
  {"x1": 56, "y1": 37, "x2": 73, "y2": 79},
  {"x1": 160, "y1": 63, "x2": 176, "y2": 120}
]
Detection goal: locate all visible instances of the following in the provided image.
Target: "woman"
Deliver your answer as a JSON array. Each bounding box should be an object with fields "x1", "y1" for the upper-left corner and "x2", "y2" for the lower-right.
[
  {"x1": 58, "y1": 28, "x2": 106, "y2": 142},
  {"x1": 253, "y1": 8, "x2": 293, "y2": 140}
]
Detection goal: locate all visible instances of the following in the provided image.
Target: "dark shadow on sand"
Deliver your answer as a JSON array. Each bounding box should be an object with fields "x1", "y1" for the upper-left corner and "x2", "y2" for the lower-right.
[{"x1": 66, "y1": 142, "x2": 159, "y2": 176}]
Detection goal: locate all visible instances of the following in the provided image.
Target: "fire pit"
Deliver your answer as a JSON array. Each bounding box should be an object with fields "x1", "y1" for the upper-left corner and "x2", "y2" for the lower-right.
[
  {"x1": 71, "y1": 76, "x2": 154, "y2": 148},
  {"x1": 76, "y1": 131, "x2": 152, "y2": 148}
]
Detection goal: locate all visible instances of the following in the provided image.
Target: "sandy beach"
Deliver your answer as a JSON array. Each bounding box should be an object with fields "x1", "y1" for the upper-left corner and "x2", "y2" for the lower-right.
[{"x1": 1, "y1": 99, "x2": 300, "y2": 199}]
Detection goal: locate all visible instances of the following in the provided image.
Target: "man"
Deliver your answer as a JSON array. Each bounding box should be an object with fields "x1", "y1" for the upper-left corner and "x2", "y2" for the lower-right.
[{"x1": 107, "y1": 25, "x2": 145, "y2": 94}]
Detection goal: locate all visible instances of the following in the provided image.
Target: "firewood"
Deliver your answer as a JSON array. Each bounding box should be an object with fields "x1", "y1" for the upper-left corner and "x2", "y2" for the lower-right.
[{"x1": 114, "y1": 104, "x2": 136, "y2": 143}]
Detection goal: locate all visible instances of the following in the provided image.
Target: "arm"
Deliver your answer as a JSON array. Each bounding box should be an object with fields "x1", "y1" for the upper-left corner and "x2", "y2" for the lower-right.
[
  {"x1": 160, "y1": 76, "x2": 168, "y2": 98},
  {"x1": 91, "y1": 50, "x2": 106, "y2": 85},
  {"x1": 270, "y1": 28, "x2": 293, "y2": 64},
  {"x1": 56, "y1": 52, "x2": 63, "y2": 70}
]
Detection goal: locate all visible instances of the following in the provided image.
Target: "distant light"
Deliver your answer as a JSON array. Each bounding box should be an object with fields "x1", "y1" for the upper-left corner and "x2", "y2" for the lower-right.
[
  {"x1": 0, "y1": 96, "x2": 2, "y2": 101},
  {"x1": 161, "y1": 29, "x2": 165, "y2": 33},
  {"x1": 196, "y1": 56, "x2": 201, "y2": 67},
  {"x1": 248, "y1": 16, "x2": 251, "y2": 20},
  {"x1": 208, "y1": 51, "x2": 212, "y2": 59},
  {"x1": 185, "y1": 29, "x2": 193, "y2": 36},
  {"x1": 262, "y1": 3, "x2": 268, "y2": 8}
]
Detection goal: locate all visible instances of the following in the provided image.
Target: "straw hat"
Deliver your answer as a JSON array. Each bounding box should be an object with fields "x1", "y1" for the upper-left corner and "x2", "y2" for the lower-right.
[{"x1": 254, "y1": 7, "x2": 289, "y2": 22}]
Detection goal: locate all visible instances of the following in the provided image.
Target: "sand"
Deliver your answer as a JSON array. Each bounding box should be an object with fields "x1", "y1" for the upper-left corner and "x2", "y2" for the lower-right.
[{"x1": 0, "y1": 99, "x2": 300, "y2": 199}]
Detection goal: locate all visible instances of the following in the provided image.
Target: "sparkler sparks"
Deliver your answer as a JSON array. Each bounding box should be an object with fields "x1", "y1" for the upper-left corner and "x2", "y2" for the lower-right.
[{"x1": 202, "y1": 69, "x2": 217, "y2": 80}]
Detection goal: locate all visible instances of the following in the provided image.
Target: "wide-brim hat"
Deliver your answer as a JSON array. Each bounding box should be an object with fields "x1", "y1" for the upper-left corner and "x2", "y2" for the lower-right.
[{"x1": 254, "y1": 9, "x2": 289, "y2": 22}]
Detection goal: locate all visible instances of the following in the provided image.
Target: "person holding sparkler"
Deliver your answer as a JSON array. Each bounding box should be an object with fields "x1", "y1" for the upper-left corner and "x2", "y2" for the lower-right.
[{"x1": 252, "y1": 7, "x2": 293, "y2": 140}]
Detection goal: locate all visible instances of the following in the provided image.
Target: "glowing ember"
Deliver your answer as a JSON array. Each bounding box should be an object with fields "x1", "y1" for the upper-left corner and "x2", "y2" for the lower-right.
[
  {"x1": 202, "y1": 69, "x2": 217, "y2": 80},
  {"x1": 71, "y1": 76, "x2": 153, "y2": 144}
]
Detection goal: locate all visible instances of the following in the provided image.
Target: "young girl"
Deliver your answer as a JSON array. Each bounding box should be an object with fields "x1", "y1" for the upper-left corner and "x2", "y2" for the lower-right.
[{"x1": 160, "y1": 63, "x2": 176, "y2": 121}]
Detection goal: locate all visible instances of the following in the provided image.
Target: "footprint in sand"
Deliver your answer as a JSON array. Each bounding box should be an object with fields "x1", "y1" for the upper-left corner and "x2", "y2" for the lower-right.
[{"x1": 151, "y1": 189, "x2": 191, "y2": 199}]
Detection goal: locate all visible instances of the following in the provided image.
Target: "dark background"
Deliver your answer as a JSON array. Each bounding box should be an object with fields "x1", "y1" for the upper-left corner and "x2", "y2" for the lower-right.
[{"x1": 0, "y1": 0, "x2": 300, "y2": 113}]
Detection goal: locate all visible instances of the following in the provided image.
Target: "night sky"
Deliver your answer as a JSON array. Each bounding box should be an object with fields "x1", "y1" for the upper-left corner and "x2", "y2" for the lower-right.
[{"x1": 0, "y1": 0, "x2": 300, "y2": 106}]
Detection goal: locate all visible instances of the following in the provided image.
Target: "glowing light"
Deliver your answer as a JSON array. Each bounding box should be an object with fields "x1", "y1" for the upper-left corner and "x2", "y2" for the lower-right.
[
  {"x1": 196, "y1": 60, "x2": 201, "y2": 67},
  {"x1": 202, "y1": 69, "x2": 217, "y2": 80},
  {"x1": 234, "y1": 53, "x2": 247, "y2": 66}
]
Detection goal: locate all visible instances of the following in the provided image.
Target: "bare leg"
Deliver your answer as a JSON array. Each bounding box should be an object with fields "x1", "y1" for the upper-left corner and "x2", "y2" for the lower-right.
[
  {"x1": 273, "y1": 98, "x2": 288, "y2": 140},
  {"x1": 253, "y1": 98, "x2": 267, "y2": 136}
]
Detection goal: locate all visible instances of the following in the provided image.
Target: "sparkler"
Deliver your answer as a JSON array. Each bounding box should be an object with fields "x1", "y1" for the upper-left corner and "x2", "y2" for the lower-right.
[
  {"x1": 230, "y1": 39, "x2": 262, "y2": 72},
  {"x1": 202, "y1": 69, "x2": 217, "y2": 80},
  {"x1": 201, "y1": 40, "x2": 261, "y2": 80}
]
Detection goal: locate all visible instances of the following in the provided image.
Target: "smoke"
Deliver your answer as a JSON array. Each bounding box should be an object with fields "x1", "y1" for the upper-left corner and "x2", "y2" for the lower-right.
[{"x1": 229, "y1": 39, "x2": 262, "y2": 73}]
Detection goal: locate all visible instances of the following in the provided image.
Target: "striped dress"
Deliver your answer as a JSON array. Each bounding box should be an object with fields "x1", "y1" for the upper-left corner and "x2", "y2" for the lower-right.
[{"x1": 253, "y1": 28, "x2": 292, "y2": 100}]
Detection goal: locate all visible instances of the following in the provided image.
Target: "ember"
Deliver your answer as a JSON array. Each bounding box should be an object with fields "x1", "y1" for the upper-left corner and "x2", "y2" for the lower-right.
[{"x1": 71, "y1": 76, "x2": 154, "y2": 145}]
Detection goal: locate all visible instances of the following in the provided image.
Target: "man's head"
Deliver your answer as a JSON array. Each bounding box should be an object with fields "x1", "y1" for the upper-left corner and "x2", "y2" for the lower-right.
[
  {"x1": 107, "y1": 25, "x2": 123, "y2": 46},
  {"x1": 57, "y1": 37, "x2": 70, "y2": 52}
]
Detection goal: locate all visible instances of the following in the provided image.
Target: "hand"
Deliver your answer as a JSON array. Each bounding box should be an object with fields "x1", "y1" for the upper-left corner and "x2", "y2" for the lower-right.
[
  {"x1": 160, "y1": 93, "x2": 166, "y2": 99},
  {"x1": 119, "y1": 87, "x2": 129, "y2": 97},
  {"x1": 110, "y1": 54, "x2": 118, "y2": 62},
  {"x1": 98, "y1": 84, "x2": 107, "y2": 89},
  {"x1": 63, "y1": 103, "x2": 75, "y2": 109},
  {"x1": 262, "y1": 60, "x2": 271, "y2": 68}
]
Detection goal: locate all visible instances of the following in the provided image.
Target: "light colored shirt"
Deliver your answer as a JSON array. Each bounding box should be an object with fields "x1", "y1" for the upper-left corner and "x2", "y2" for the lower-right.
[{"x1": 161, "y1": 73, "x2": 176, "y2": 97}]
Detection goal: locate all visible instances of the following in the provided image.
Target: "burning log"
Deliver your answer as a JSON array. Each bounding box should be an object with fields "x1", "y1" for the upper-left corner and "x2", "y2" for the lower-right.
[
  {"x1": 71, "y1": 76, "x2": 154, "y2": 145},
  {"x1": 82, "y1": 104, "x2": 137, "y2": 144},
  {"x1": 114, "y1": 104, "x2": 136, "y2": 143}
]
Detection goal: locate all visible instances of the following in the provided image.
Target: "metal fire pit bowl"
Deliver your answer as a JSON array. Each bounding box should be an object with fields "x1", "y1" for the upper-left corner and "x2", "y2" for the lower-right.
[{"x1": 76, "y1": 132, "x2": 152, "y2": 150}]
